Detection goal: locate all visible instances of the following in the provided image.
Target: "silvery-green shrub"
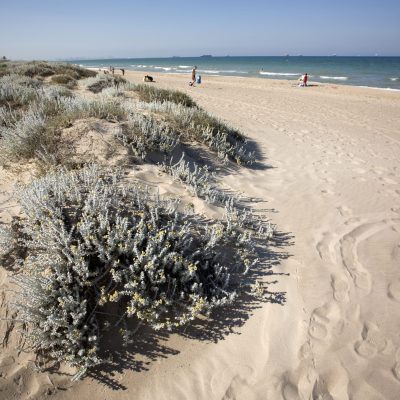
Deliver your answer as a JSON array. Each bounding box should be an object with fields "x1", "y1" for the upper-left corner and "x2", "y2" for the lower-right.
[{"x1": 12, "y1": 165, "x2": 256, "y2": 377}]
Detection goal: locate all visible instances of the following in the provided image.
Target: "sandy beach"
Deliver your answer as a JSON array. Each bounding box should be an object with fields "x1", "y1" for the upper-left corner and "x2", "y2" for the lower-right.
[{"x1": 1, "y1": 70, "x2": 400, "y2": 399}]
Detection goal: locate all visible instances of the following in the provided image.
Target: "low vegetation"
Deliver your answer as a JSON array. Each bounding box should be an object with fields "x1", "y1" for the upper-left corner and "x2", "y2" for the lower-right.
[
  {"x1": 0, "y1": 61, "x2": 272, "y2": 380},
  {"x1": 133, "y1": 84, "x2": 197, "y2": 107},
  {"x1": 4, "y1": 165, "x2": 257, "y2": 378},
  {"x1": 84, "y1": 74, "x2": 129, "y2": 93},
  {"x1": 51, "y1": 74, "x2": 77, "y2": 88},
  {"x1": 0, "y1": 60, "x2": 96, "y2": 79}
]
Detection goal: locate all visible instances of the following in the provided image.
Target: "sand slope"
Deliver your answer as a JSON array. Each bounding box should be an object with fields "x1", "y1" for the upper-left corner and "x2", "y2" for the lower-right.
[{"x1": 1, "y1": 72, "x2": 400, "y2": 399}]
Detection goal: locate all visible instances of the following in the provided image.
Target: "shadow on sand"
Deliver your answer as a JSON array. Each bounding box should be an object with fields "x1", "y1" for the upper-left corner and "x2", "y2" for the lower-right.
[{"x1": 82, "y1": 229, "x2": 293, "y2": 390}]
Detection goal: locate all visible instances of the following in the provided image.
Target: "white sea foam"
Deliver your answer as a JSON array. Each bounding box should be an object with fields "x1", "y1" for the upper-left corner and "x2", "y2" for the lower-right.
[
  {"x1": 200, "y1": 70, "x2": 221, "y2": 74},
  {"x1": 358, "y1": 85, "x2": 400, "y2": 92},
  {"x1": 259, "y1": 71, "x2": 300, "y2": 76},
  {"x1": 198, "y1": 69, "x2": 248, "y2": 75},
  {"x1": 154, "y1": 66, "x2": 172, "y2": 71},
  {"x1": 320, "y1": 76, "x2": 348, "y2": 80},
  {"x1": 179, "y1": 65, "x2": 192, "y2": 68},
  {"x1": 223, "y1": 70, "x2": 248, "y2": 74},
  {"x1": 390, "y1": 77, "x2": 399, "y2": 81}
]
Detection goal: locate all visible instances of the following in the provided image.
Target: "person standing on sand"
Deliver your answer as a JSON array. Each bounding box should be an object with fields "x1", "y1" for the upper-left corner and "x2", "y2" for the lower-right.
[
  {"x1": 303, "y1": 73, "x2": 308, "y2": 86},
  {"x1": 298, "y1": 73, "x2": 308, "y2": 87},
  {"x1": 190, "y1": 66, "x2": 197, "y2": 86}
]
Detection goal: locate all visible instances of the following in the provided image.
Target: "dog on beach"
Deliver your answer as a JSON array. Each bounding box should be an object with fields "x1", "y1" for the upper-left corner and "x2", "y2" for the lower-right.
[{"x1": 144, "y1": 75, "x2": 154, "y2": 82}]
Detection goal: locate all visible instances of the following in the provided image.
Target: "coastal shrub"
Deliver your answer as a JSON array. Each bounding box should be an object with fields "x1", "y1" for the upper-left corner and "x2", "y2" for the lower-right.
[
  {"x1": 132, "y1": 101, "x2": 255, "y2": 164},
  {"x1": 53, "y1": 63, "x2": 96, "y2": 79},
  {"x1": 0, "y1": 109, "x2": 51, "y2": 161},
  {"x1": 0, "y1": 74, "x2": 42, "y2": 107},
  {"x1": 84, "y1": 75, "x2": 127, "y2": 93},
  {"x1": 11, "y1": 165, "x2": 256, "y2": 378},
  {"x1": 133, "y1": 84, "x2": 197, "y2": 107},
  {"x1": 59, "y1": 96, "x2": 127, "y2": 122},
  {"x1": 161, "y1": 154, "x2": 228, "y2": 204},
  {"x1": 117, "y1": 113, "x2": 177, "y2": 159},
  {"x1": 0, "y1": 83, "x2": 126, "y2": 164},
  {"x1": 51, "y1": 74, "x2": 77, "y2": 89},
  {"x1": 12, "y1": 61, "x2": 96, "y2": 80},
  {"x1": 0, "y1": 106, "x2": 22, "y2": 127},
  {"x1": 162, "y1": 155, "x2": 273, "y2": 238},
  {"x1": 14, "y1": 61, "x2": 55, "y2": 78}
]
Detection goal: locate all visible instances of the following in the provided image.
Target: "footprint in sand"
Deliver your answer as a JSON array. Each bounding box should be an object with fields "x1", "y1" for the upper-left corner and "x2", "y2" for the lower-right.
[
  {"x1": 354, "y1": 321, "x2": 387, "y2": 359},
  {"x1": 321, "y1": 188, "x2": 335, "y2": 195},
  {"x1": 337, "y1": 205, "x2": 352, "y2": 218},
  {"x1": 308, "y1": 303, "x2": 341, "y2": 341},
  {"x1": 331, "y1": 275, "x2": 350, "y2": 303},
  {"x1": 392, "y1": 349, "x2": 400, "y2": 381},
  {"x1": 340, "y1": 226, "x2": 373, "y2": 294},
  {"x1": 282, "y1": 357, "x2": 350, "y2": 400},
  {"x1": 388, "y1": 279, "x2": 400, "y2": 302}
]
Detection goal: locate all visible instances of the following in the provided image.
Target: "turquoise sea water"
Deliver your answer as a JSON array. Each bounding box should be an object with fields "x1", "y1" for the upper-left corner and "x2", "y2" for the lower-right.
[{"x1": 71, "y1": 56, "x2": 400, "y2": 90}]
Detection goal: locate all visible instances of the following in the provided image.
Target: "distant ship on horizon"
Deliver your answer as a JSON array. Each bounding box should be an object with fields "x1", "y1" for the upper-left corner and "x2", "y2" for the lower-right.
[{"x1": 200, "y1": 55, "x2": 213, "y2": 58}]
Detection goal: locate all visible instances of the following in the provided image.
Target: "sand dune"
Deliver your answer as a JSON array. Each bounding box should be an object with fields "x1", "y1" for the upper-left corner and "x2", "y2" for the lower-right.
[{"x1": 1, "y1": 71, "x2": 400, "y2": 399}]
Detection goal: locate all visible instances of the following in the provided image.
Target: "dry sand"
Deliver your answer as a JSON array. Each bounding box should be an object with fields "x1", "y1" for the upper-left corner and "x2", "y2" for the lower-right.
[{"x1": 1, "y1": 71, "x2": 400, "y2": 399}]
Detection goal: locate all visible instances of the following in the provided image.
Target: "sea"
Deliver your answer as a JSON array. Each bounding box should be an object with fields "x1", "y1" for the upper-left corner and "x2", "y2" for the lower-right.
[{"x1": 70, "y1": 56, "x2": 400, "y2": 90}]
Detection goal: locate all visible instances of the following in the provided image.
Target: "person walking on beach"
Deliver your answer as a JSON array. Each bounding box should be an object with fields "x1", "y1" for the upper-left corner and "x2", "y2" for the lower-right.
[
  {"x1": 190, "y1": 66, "x2": 197, "y2": 86},
  {"x1": 120, "y1": 68, "x2": 125, "y2": 76}
]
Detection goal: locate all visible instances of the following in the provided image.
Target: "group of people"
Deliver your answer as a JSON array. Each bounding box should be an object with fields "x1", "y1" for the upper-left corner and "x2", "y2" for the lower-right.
[
  {"x1": 99, "y1": 65, "x2": 202, "y2": 86},
  {"x1": 101, "y1": 66, "x2": 125, "y2": 76}
]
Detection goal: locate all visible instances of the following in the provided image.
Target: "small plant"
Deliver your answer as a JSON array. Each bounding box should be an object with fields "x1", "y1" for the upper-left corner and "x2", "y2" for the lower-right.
[
  {"x1": 0, "y1": 109, "x2": 50, "y2": 161},
  {"x1": 133, "y1": 84, "x2": 197, "y2": 107},
  {"x1": 0, "y1": 74, "x2": 41, "y2": 107},
  {"x1": 84, "y1": 75, "x2": 127, "y2": 93},
  {"x1": 51, "y1": 74, "x2": 77, "y2": 89},
  {"x1": 162, "y1": 154, "x2": 274, "y2": 238},
  {"x1": 117, "y1": 113, "x2": 177, "y2": 159}
]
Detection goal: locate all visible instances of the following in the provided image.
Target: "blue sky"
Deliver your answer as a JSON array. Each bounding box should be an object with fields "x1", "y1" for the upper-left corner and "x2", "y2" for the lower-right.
[{"x1": 1, "y1": 0, "x2": 399, "y2": 59}]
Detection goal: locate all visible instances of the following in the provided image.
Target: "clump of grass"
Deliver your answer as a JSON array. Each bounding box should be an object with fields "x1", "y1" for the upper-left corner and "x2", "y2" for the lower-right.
[
  {"x1": 133, "y1": 84, "x2": 197, "y2": 107},
  {"x1": 84, "y1": 75, "x2": 127, "y2": 93},
  {"x1": 11, "y1": 61, "x2": 96, "y2": 80},
  {"x1": 162, "y1": 155, "x2": 274, "y2": 238},
  {"x1": 0, "y1": 74, "x2": 127, "y2": 165},
  {"x1": 117, "y1": 113, "x2": 177, "y2": 159},
  {"x1": 59, "y1": 96, "x2": 127, "y2": 122},
  {"x1": 51, "y1": 74, "x2": 77, "y2": 89},
  {"x1": 7, "y1": 165, "x2": 257, "y2": 378},
  {"x1": 0, "y1": 74, "x2": 42, "y2": 108},
  {"x1": 0, "y1": 109, "x2": 51, "y2": 161},
  {"x1": 135, "y1": 101, "x2": 255, "y2": 164}
]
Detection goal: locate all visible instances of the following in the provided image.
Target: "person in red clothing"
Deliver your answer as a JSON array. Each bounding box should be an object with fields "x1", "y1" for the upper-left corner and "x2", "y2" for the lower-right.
[
  {"x1": 298, "y1": 73, "x2": 308, "y2": 87},
  {"x1": 303, "y1": 73, "x2": 308, "y2": 86}
]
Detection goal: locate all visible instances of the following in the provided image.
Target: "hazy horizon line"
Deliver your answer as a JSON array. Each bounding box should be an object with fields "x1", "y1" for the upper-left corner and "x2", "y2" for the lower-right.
[{"x1": 5, "y1": 54, "x2": 400, "y2": 62}]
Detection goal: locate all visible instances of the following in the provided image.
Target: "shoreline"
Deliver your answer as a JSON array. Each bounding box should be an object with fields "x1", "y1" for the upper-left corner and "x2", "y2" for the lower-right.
[{"x1": 87, "y1": 67, "x2": 400, "y2": 93}]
